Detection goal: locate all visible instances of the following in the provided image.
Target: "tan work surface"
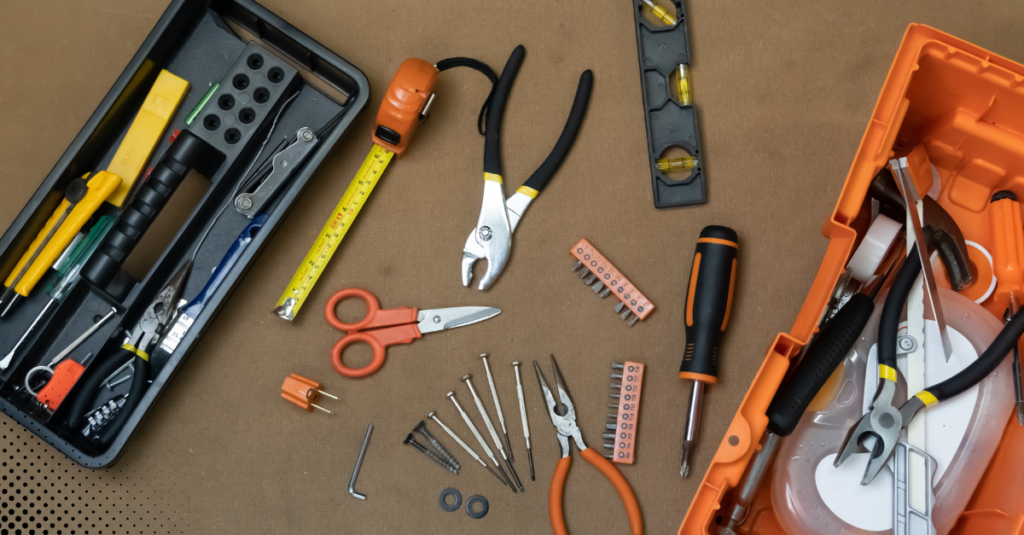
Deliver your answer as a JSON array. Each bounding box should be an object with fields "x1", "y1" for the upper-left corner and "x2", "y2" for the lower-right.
[{"x1": 2, "y1": 1, "x2": 1024, "y2": 533}]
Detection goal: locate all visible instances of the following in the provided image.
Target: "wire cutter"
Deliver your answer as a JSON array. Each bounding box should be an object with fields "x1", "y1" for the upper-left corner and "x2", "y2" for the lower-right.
[
  {"x1": 534, "y1": 355, "x2": 642, "y2": 535},
  {"x1": 461, "y1": 45, "x2": 593, "y2": 290},
  {"x1": 835, "y1": 246, "x2": 1024, "y2": 484}
]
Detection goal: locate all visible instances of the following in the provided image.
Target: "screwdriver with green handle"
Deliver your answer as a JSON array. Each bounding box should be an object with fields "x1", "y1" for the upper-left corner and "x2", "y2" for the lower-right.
[
  {"x1": 0, "y1": 216, "x2": 115, "y2": 371},
  {"x1": 680, "y1": 225, "x2": 739, "y2": 477}
]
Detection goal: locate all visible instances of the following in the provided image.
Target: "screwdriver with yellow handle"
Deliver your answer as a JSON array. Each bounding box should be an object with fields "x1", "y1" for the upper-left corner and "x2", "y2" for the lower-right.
[
  {"x1": 0, "y1": 70, "x2": 187, "y2": 317},
  {"x1": 680, "y1": 225, "x2": 738, "y2": 477}
]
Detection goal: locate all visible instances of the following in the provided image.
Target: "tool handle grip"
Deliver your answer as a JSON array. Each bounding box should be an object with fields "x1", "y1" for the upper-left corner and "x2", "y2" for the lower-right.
[
  {"x1": 82, "y1": 130, "x2": 212, "y2": 289},
  {"x1": 521, "y1": 70, "x2": 593, "y2": 194},
  {"x1": 180, "y1": 214, "x2": 267, "y2": 320},
  {"x1": 331, "y1": 326, "x2": 421, "y2": 378},
  {"x1": 989, "y1": 192, "x2": 1024, "y2": 303},
  {"x1": 483, "y1": 45, "x2": 525, "y2": 177},
  {"x1": 549, "y1": 456, "x2": 572, "y2": 535},
  {"x1": 36, "y1": 360, "x2": 86, "y2": 411},
  {"x1": 928, "y1": 305, "x2": 1024, "y2": 401},
  {"x1": 324, "y1": 288, "x2": 418, "y2": 331},
  {"x1": 580, "y1": 448, "x2": 643, "y2": 535},
  {"x1": 766, "y1": 293, "x2": 874, "y2": 436},
  {"x1": 680, "y1": 226, "x2": 738, "y2": 383},
  {"x1": 878, "y1": 245, "x2": 920, "y2": 370}
]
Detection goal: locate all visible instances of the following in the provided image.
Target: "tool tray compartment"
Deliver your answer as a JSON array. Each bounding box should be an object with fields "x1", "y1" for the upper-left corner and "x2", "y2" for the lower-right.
[
  {"x1": 0, "y1": 0, "x2": 368, "y2": 467},
  {"x1": 680, "y1": 24, "x2": 1024, "y2": 534}
]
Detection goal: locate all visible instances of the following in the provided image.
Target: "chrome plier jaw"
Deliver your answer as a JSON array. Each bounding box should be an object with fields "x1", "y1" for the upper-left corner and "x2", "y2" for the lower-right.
[
  {"x1": 834, "y1": 376, "x2": 903, "y2": 485},
  {"x1": 462, "y1": 177, "x2": 513, "y2": 290},
  {"x1": 535, "y1": 355, "x2": 586, "y2": 458}
]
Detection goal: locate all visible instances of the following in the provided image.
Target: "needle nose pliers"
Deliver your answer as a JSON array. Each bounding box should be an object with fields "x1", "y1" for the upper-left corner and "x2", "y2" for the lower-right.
[
  {"x1": 461, "y1": 45, "x2": 593, "y2": 290},
  {"x1": 835, "y1": 244, "x2": 1024, "y2": 484},
  {"x1": 534, "y1": 355, "x2": 643, "y2": 535}
]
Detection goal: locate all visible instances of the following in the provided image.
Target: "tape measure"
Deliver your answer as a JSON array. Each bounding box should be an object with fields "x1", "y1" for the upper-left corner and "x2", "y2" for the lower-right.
[
  {"x1": 274, "y1": 144, "x2": 394, "y2": 320},
  {"x1": 273, "y1": 58, "x2": 439, "y2": 321}
]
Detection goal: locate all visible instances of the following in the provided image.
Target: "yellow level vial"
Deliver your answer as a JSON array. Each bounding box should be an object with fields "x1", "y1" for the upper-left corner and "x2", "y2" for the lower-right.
[{"x1": 273, "y1": 144, "x2": 394, "y2": 320}]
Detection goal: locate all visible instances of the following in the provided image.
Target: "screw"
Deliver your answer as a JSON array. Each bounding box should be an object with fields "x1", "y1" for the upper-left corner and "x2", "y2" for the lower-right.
[
  {"x1": 404, "y1": 433, "x2": 458, "y2": 474},
  {"x1": 428, "y1": 411, "x2": 508, "y2": 488},
  {"x1": 898, "y1": 335, "x2": 916, "y2": 353},
  {"x1": 237, "y1": 196, "x2": 253, "y2": 210},
  {"x1": 479, "y1": 226, "x2": 492, "y2": 241},
  {"x1": 300, "y1": 128, "x2": 314, "y2": 141},
  {"x1": 415, "y1": 420, "x2": 460, "y2": 470}
]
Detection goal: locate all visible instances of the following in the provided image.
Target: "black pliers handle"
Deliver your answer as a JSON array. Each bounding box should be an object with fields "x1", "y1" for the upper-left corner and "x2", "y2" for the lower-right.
[{"x1": 462, "y1": 45, "x2": 593, "y2": 289}]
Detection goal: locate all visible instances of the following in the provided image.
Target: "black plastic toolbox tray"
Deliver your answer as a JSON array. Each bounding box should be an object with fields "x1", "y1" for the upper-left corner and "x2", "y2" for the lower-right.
[{"x1": 0, "y1": 0, "x2": 369, "y2": 467}]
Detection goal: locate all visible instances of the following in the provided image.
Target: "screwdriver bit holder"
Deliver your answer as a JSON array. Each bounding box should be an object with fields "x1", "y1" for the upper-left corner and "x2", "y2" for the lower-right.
[
  {"x1": 630, "y1": 0, "x2": 707, "y2": 208},
  {"x1": 604, "y1": 361, "x2": 644, "y2": 464},
  {"x1": 571, "y1": 238, "x2": 655, "y2": 326},
  {"x1": 0, "y1": 0, "x2": 369, "y2": 467}
]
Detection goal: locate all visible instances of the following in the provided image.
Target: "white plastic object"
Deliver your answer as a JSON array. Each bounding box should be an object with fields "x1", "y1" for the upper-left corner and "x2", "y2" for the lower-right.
[
  {"x1": 848, "y1": 214, "x2": 902, "y2": 283},
  {"x1": 771, "y1": 287, "x2": 1012, "y2": 535}
]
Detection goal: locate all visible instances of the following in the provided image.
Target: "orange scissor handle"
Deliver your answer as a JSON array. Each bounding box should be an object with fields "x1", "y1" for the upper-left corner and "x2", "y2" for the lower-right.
[
  {"x1": 549, "y1": 450, "x2": 643, "y2": 535},
  {"x1": 326, "y1": 288, "x2": 422, "y2": 378},
  {"x1": 325, "y1": 288, "x2": 418, "y2": 331}
]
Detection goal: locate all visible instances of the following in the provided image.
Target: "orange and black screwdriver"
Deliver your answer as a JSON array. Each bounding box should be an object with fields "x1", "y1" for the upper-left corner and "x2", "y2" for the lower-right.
[{"x1": 680, "y1": 225, "x2": 738, "y2": 477}]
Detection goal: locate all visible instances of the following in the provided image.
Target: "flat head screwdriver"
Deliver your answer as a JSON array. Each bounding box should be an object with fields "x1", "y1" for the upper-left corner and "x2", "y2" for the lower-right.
[
  {"x1": 988, "y1": 190, "x2": 1024, "y2": 425},
  {"x1": 448, "y1": 392, "x2": 517, "y2": 493},
  {"x1": 479, "y1": 354, "x2": 514, "y2": 462},
  {"x1": 512, "y1": 361, "x2": 535, "y2": 481},
  {"x1": 463, "y1": 374, "x2": 524, "y2": 492},
  {"x1": 680, "y1": 226, "x2": 738, "y2": 478}
]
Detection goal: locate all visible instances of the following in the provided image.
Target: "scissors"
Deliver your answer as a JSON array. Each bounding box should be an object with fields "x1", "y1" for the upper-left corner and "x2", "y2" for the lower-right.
[{"x1": 326, "y1": 288, "x2": 501, "y2": 378}]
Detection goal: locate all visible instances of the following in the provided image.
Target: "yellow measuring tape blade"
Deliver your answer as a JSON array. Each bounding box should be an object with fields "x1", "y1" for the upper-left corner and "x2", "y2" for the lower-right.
[{"x1": 274, "y1": 144, "x2": 394, "y2": 320}]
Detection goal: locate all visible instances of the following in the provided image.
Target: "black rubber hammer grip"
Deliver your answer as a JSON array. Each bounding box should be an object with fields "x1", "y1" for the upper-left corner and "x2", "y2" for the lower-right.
[
  {"x1": 765, "y1": 293, "x2": 875, "y2": 437},
  {"x1": 82, "y1": 130, "x2": 215, "y2": 289},
  {"x1": 680, "y1": 225, "x2": 739, "y2": 385}
]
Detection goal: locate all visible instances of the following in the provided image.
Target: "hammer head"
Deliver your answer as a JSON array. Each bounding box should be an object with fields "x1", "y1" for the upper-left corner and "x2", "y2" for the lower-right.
[{"x1": 868, "y1": 168, "x2": 973, "y2": 291}]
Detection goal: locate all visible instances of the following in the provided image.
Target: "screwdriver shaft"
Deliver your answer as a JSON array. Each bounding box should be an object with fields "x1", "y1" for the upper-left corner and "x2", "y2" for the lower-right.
[
  {"x1": 681, "y1": 380, "x2": 704, "y2": 477},
  {"x1": 448, "y1": 393, "x2": 516, "y2": 492},
  {"x1": 480, "y1": 354, "x2": 514, "y2": 463},
  {"x1": 513, "y1": 362, "x2": 535, "y2": 481}
]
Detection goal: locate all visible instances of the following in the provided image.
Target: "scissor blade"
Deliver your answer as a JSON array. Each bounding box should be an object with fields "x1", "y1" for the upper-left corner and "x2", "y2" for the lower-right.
[{"x1": 417, "y1": 307, "x2": 501, "y2": 334}]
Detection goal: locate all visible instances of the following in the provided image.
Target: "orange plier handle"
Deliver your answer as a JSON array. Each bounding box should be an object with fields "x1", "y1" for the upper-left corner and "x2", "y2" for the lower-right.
[{"x1": 550, "y1": 448, "x2": 643, "y2": 535}]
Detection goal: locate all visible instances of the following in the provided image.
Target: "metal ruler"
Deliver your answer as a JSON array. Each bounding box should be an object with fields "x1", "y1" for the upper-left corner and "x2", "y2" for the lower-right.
[{"x1": 274, "y1": 144, "x2": 394, "y2": 320}]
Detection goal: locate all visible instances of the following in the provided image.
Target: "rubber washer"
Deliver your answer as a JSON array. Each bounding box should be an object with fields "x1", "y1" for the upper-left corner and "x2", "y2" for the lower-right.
[
  {"x1": 439, "y1": 487, "x2": 462, "y2": 512},
  {"x1": 466, "y1": 495, "x2": 489, "y2": 519}
]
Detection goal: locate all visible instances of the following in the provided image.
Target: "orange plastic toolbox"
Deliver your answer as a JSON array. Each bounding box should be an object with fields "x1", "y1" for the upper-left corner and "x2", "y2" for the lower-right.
[{"x1": 680, "y1": 24, "x2": 1024, "y2": 535}]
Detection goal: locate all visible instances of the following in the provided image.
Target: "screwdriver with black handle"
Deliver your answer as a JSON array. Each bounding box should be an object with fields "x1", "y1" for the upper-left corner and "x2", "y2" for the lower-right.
[
  {"x1": 680, "y1": 225, "x2": 739, "y2": 477},
  {"x1": 717, "y1": 273, "x2": 885, "y2": 534}
]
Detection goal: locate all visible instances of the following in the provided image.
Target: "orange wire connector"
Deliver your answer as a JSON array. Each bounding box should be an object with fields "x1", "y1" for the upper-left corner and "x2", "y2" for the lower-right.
[{"x1": 281, "y1": 374, "x2": 339, "y2": 414}]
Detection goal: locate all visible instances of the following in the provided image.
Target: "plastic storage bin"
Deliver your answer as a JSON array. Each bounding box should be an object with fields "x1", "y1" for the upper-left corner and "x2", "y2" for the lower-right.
[{"x1": 680, "y1": 23, "x2": 1024, "y2": 535}]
